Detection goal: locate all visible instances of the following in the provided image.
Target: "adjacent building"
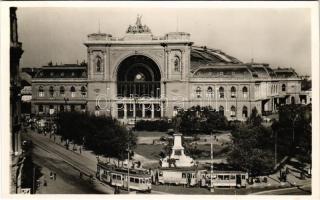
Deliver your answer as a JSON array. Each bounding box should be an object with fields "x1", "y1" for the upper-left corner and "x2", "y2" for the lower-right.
[{"x1": 27, "y1": 16, "x2": 307, "y2": 124}]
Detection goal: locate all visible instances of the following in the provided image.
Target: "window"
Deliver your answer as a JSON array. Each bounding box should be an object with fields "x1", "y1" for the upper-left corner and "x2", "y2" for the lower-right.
[
  {"x1": 282, "y1": 84, "x2": 286, "y2": 92},
  {"x1": 70, "y1": 86, "x2": 76, "y2": 98},
  {"x1": 70, "y1": 105, "x2": 75, "y2": 112},
  {"x1": 134, "y1": 178, "x2": 139, "y2": 183},
  {"x1": 60, "y1": 105, "x2": 64, "y2": 112},
  {"x1": 224, "y1": 175, "x2": 230, "y2": 180},
  {"x1": 130, "y1": 177, "x2": 134, "y2": 182},
  {"x1": 219, "y1": 72, "x2": 224, "y2": 76},
  {"x1": 81, "y1": 86, "x2": 87, "y2": 97},
  {"x1": 49, "y1": 86, "x2": 54, "y2": 97},
  {"x1": 230, "y1": 175, "x2": 235, "y2": 180},
  {"x1": 38, "y1": 86, "x2": 44, "y2": 97},
  {"x1": 81, "y1": 104, "x2": 86, "y2": 112},
  {"x1": 230, "y1": 106, "x2": 236, "y2": 117},
  {"x1": 60, "y1": 86, "x2": 65, "y2": 95},
  {"x1": 39, "y1": 105, "x2": 43, "y2": 112},
  {"x1": 219, "y1": 106, "x2": 224, "y2": 116},
  {"x1": 182, "y1": 173, "x2": 186, "y2": 178},
  {"x1": 242, "y1": 86, "x2": 248, "y2": 98},
  {"x1": 218, "y1": 175, "x2": 223, "y2": 180},
  {"x1": 219, "y1": 87, "x2": 224, "y2": 99},
  {"x1": 207, "y1": 87, "x2": 214, "y2": 98},
  {"x1": 196, "y1": 87, "x2": 202, "y2": 98},
  {"x1": 96, "y1": 56, "x2": 102, "y2": 72},
  {"x1": 242, "y1": 106, "x2": 248, "y2": 118},
  {"x1": 231, "y1": 86, "x2": 236, "y2": 98},
  {"x1": 242, "y1": 175, "x2": 246, "y2": 180}
]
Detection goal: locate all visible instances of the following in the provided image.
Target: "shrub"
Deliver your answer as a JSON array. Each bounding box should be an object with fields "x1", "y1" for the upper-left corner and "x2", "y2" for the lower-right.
[{"x1": 135, "y1": 120, "x2": 170, "y2": 132}]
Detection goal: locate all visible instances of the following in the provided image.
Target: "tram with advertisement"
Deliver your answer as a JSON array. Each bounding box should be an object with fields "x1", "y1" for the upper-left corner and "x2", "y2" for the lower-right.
[
  {"x1": 156, "y1": 167, "x2": 199, "y2": 186},
  {"x1": 96, "y1": 162, "x2": 152, "y2": 192}
]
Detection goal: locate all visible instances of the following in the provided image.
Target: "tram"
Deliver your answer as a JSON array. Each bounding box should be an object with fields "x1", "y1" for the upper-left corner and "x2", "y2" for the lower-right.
[
  {"x1": 210, "y1": 171, "x2": 248, "y2": 188},
  {"x1": 156, "y1": 167, "x2": 199, "y2": 186},
  {"x1": 96, "y1": 162, "x2": 152, "y2": 192}
]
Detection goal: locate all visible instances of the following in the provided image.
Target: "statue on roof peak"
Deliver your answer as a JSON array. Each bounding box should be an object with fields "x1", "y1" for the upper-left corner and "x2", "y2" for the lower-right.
[
  {"x1": 127, "y1": 14, "x2": 151, "y2": 34},
  {"x1": 136, "y1": 14, "x2": 142, "y2": 27}
]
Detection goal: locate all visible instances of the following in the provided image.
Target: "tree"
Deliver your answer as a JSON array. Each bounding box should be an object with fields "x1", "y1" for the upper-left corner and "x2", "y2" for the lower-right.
[
  {"x1": 228, "y1": 110, "x2": 274, "y2": 176},
  {"x1": 56, "y1": 112, "x2": 136, "y2": 160},
  {"x1": 272, "y1": 104, "x2": 311, "y2": 163},
  {"x1": 176, "y1": 106, "x2": 228, "y2": 135}
]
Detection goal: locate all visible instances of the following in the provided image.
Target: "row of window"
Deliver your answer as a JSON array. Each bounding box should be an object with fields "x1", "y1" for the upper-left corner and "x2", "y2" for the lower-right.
[
  {"x1": 195, "y1": 86, "x2": 248, "y2": 99},
  {"x1": 38, "y1": 104, "x2": 86, "y2": 113},
  {"x1": 216, "y1": 105, "x2": 248, "y2": 118},
  {"x1": 38, "y1": 86, "x2": 87, "y2": 97}
]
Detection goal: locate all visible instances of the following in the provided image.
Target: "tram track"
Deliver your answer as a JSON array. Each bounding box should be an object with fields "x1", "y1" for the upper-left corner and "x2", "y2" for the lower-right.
[{"x1": 23, "y1": 132, "x2": 115, "y2": 194}]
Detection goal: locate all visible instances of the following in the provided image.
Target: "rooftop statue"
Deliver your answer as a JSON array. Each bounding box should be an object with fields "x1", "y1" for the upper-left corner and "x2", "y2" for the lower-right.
[{"x1": 127, "y1": 14, "x2": 151, "y2": 34}]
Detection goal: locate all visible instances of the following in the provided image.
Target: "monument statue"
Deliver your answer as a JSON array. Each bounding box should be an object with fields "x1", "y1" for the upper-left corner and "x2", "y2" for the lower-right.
[{"x1": 126, "y1": 14, "x2": 151, "y2": 34}]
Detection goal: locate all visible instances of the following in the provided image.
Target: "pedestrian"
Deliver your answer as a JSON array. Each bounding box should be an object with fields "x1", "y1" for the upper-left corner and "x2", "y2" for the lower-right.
[
  {"x1": 79, "y1": 146, "x2": 82, "y2": 154},
  {"x1": 50, "y1": 172, "x2": 53, "y2": 179},
  {"x1": 53, "y1": 173, "x2": 57, "y2": 180},
  {"x1": 43, "y1": 179, "x2": 47, "y2": 187}
]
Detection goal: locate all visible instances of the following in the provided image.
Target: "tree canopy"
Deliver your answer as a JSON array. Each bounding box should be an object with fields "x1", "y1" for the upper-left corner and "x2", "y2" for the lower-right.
[
  {"x1": 56, "y1": 112, "x2": 136, "y2": 160},
  {"x1": 175, "y1": 106, "x2": 228, "y2": 135}
]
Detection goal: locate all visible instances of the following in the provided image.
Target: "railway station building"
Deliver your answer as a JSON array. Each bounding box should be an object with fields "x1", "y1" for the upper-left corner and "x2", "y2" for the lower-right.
[{"x1": 28, "y1": 17, "x2": 304, "y2": 124}]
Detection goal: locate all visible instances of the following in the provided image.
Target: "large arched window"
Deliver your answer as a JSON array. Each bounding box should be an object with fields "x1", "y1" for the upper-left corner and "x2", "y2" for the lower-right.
[
  {"x1": 81, "y1": 86, "x2": 87, "y2": 97},
  {"x1": 96, "y1": 56, "x2": 102, "y2": 72},
  {"x1": 38, "y1": 86, "x2": 44, "y2": 97},
  {"x1": 60, "y1": 86, "x2": 65, "y2": 96},
  {"x1": 174, "y1": 56, "x2": 181, "y2": 72},
  {"x1": 70, "y1": 86, "x2": 76, "y2": 98},
  {"x1": 282, "y1": 84, "x2": 286, "y2": 92},
  {"x1": 219, "y1": 87, "x2": 224, "y2": 99},
  {"x1": 219, "y1": 106, "x2": 224, "y2": 116},
  {"x1": 49, "y1": 86, "x2": 54, "y2": 97},
  {"x1": 207, "y1": 87, "x2": 214, "y2": 98},
  {"x1": 242, "y1": 86, "x2": 248, "y2": 98},
  {"x1": 196, "y1": 87, "x2": 202, "y2": 98},
  {"x1": 231, "y1": 86, "x2": 236, "y2": 98},
  {"x1": 230, "y1": 106, "x2": 236, "y2": 117},
  {"x1": 242, "y1": 106, "x2": 248, "y2": 118}
]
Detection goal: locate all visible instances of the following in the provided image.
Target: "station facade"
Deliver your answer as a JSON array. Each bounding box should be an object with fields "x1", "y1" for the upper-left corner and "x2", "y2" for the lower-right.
[{"x1": 30, "y1": 17, "x2": 304, "y2": 124}]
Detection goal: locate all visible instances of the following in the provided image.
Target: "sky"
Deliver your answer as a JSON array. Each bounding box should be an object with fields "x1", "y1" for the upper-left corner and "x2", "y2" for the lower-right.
[{"x1": 17, "y1": 7, "x2": 311, "y2": 75}]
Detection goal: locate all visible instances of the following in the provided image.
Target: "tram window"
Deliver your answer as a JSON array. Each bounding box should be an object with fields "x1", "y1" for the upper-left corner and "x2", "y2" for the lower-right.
[
  {"x1": 182, "y1": 173, "x2": 186, "y2": 178},
  {"x1": 130, "y1": 177, "x2": 134, "y2": 182},
  {"x1": 112, "y1": 174, "x2": 116, "y2": 179},
  {"x1": 212, "y1": 175, "x2": 217, "y2": 179},
  {"x1": 230, "y1": 175, "x2": 235, "y2": 180},
  {"x1": 242, "y1": 175, "x2": 246, "y2": 180},
  {"x1": 218, "y1": 175, "x2": 223, "y2": 180},
  {"x1": 142, "y1": 179, "x2": 145, "y2": 184},
  {"x1": 135, "y1": 178, "x2": 139, "y2": 183},
  {"x1": 193, "y1": 174, "x2": 195, "y2": 178},
  {"x1": 117, "y1": 175, "x2": 121, "y2": 180},
  {"x1": 224, "y1": 175, "x2": 230, "y2": 180},
  {"x1": 159, "y1": 172, "x2": 163, "y2": 177}
]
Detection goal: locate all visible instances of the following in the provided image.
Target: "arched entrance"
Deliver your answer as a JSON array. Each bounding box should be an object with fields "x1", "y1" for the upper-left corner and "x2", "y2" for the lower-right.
[
  {"x1": 116, "y1": 55, "x2": 162, "y2": 120},
  {"x1": 117, "y1": 55, "x2": 161, "y2": 98}
]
